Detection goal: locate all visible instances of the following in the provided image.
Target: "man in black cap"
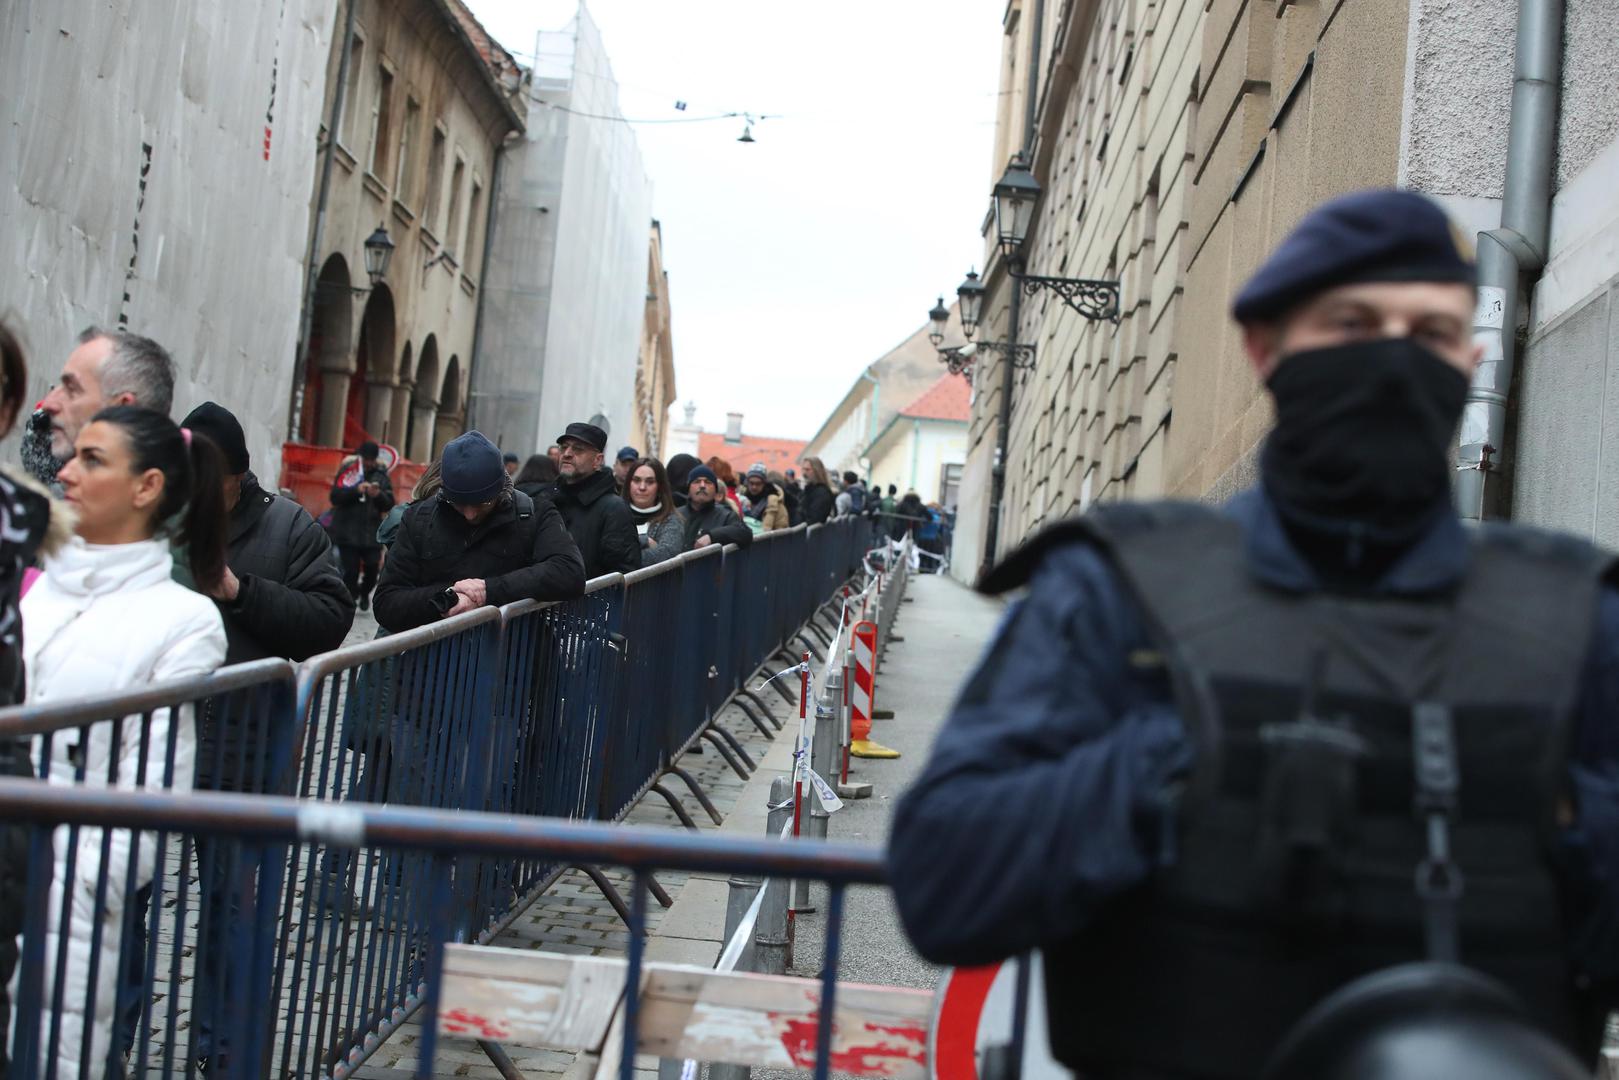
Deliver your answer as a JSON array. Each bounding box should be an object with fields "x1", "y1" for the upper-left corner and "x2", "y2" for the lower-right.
[
  {"x1": 612, "y1": 445, "x2": 640, "y2": 494},
  {"x1": 328, "y1": 439, "x2": 393, "y2": 611},
  {"x1": 550, "y1": 421, "x2": 641, "y2": 578},
  {"x1": 373, "y1": 431, "x2": 584, "y2": 632},
  {"x1": 890, "y1": 189, "x2": 1619, "y2": 1077},
  {"x1": 139, "y1": 402, "x2": 355, "y2": 1069}
]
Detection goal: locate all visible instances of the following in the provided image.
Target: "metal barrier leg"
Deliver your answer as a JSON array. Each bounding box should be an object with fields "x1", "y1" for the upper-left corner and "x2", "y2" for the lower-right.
[
  {"x1": 665, "y1": 764, "x2": 724, "y2": 826},
  {"x1": 739, "y1": 689, "x2": 784, "y2": 728},
  {"x1": 477, "y1": 1040, "x2": 526, "y2": 1080},
  {"x1": 570, "y1": 864, "x2": 674, "y2": 924},
  {"x1": 699, "y1": 729, "x2": 753, "y2": 780},
  {"x1": 704, "y1": 724, "x2": 757, "y2": 771},
  {"x1": 733, "y1": 694, "x2": 777, "y2": 738},
  {"x1": 649, "y1": 783, "x2": 699, "y2": 830}
]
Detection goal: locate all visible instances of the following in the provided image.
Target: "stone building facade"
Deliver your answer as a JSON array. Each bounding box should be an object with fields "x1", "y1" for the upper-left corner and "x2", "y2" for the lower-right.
[
  {"x1": 958, "y1": 0, "x2": 1619, "y2": 578},
  {"x1": 1, "y1": 1, "x2": 334, "y2": 475},
  {"x1": 634, "y1": 221, "x2": 678, "y2": 458},
  {"x1": 296, "y1": 0, "x2": 525, "y2": 461}
]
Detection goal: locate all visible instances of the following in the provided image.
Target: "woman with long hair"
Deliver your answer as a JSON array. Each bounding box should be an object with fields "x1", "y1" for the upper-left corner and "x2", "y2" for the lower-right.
[
  {"x1": 706, "y1": 456, "x2": 744, "y2": 514},
  {"x1": 799, "y1": 456, "x2": 835, "y2": 525},
  {"x1": 17, "y1": 405, "x2": 228, "y2": 1078},
  {"x1": 626, "y1": 458, "x2": 683, "y2": 566},
  {"x1": 513, "y1": 453, "x2": 559, "y2": 500}
]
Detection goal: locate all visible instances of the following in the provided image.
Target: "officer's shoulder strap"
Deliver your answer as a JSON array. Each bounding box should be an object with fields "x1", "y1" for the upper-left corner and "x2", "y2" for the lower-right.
[{"x1": 978, "y1": 500, "x2": 1235, "y2": 596}]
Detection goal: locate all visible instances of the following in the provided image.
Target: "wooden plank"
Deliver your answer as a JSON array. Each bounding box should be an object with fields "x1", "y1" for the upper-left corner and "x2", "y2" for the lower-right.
[
  {"x1": 438, "y1": 945, "x2": 625, "y2": 1048},
  {"x1": 439, "y1": 948, "x2": 932, "y2": 1079},
  {"x1": 637, "y1": 964, "x2": 930, "y2": 1079}
]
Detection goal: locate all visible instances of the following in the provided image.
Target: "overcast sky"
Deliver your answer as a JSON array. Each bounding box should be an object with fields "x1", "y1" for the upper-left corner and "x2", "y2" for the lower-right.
[{"x1": 464, "y1": 0, "x2": 1004, "y2": 441}]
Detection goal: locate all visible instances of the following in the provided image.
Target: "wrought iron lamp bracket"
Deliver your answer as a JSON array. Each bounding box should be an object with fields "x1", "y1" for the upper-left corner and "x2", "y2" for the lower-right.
[{"x1": 1015, "y1": 273, "x2": 1121, "y2": 323}]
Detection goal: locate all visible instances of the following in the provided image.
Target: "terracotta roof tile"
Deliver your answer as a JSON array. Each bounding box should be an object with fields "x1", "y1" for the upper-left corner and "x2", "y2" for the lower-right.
[
  {"x1": 697, "y1": 433, "x2": 810, "y2": 478},
  {"x1": 898, "y1": 374, "x2": 971, "y2": 422}
]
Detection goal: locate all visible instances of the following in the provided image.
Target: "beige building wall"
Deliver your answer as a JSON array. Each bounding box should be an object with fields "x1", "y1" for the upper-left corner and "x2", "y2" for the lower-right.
[
  {"x1": 1165, "y1": 0, "x2": 1410, "y2": 500},
  {"x1": 959, "y1": 0, "x2": 1205, "y2": 574},
  {"x1": 868, "y1": 419, "x2": 969, "y2": 507},
  {"x1": 299, "y1": 0, "x2": 524, "y2": 460},
  {"x1": 635, "y1": 221, "x2": 677, "y2": 457}
]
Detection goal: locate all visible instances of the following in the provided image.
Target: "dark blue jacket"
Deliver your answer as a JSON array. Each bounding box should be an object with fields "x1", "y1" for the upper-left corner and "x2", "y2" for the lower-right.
[{"x1": 889, "y1": 490, "x2": 1619, "y2": 992}]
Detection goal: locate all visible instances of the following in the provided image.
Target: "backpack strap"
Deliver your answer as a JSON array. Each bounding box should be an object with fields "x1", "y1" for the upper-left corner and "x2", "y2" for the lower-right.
[{"x1": 510, "y1": 489, "x2": 534, "y2": 520}]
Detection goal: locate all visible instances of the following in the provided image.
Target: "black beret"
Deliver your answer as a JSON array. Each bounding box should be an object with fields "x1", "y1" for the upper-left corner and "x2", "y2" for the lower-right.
[{"x1": 1232, "y1": 189, "x2": 1477, "y2": 323}]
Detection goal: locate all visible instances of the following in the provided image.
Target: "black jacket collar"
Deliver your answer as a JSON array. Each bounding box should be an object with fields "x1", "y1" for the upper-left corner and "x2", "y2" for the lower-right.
[{"x1": 557, "y1": 467, "x2": 617, "y2": 506}]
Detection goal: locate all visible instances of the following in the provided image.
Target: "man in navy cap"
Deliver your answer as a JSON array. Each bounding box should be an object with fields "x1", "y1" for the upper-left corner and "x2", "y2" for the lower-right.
[
  {"x1": 890, "y1": 190, "x2": 1619, "y2": 1077},
  {"x1": 550, "y1": 421, "x2": 641, "y2": 578},
  {"x1": 373, "y1": 430, "x2": 584, "y2": 631},
  {"x1": 612, "y1": 445, "x2": 640, "y2": 494}
]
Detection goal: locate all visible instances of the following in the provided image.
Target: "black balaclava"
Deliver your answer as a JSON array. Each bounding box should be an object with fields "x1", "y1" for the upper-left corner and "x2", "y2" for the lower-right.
[{"x1": 1262, "y1": 338, "x2": 1469, "y2": 580}]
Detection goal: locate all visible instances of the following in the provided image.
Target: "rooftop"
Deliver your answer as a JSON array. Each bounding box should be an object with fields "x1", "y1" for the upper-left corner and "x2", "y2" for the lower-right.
[
  {"x1": 898, "y1": 374, "x2": 971, "y2": 423},
  {"x1": 697, "y1": 432, "x2": 810, "y2": 478}
]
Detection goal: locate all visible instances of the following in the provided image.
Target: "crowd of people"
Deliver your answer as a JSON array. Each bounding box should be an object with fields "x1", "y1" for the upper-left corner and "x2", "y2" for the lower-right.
[{"x1": 0, "y1": 315, "x2": 954, "y2": 1072}]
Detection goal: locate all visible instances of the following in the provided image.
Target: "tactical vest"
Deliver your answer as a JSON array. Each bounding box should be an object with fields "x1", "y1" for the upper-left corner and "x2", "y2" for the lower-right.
[{"x1": 1008, "y1": 502, "x2": 1612, "y2": 1079}]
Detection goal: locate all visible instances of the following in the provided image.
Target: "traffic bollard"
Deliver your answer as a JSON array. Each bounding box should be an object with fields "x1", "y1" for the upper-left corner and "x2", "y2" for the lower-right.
[
  {"x1": 705, "y1": 870, "x2": 764, "y2": 1080},
  {"x1": 793, "y1": 683, "x2": 836, "y2": 910},
  {"x1": 808, "y1": 673, "x2": 839, "y2": 842},
  {"x1": 757, "y1": 776, "x2": 792, "y2": 977}
]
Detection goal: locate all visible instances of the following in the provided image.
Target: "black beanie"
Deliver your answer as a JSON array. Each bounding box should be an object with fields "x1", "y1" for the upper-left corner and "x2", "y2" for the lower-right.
[{"x1": 181, "y1": 401, "x2": 250, "y2": 473}]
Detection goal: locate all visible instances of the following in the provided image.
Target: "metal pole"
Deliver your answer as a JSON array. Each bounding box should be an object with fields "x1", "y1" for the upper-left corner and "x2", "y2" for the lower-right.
[
  {"x1": 705, "y1": 869, "x2": 763, "y2": 1080},
  {"x1": 288, "y1": 0, "x2": 359, "y2": 443},
  {"x1": 1456, "y1": 0, "x2": 1563, "y2": 520},
  {"x1": 807, "y1": 677, "x2": 838, "y2": 843},
  {"x1": 756, "y1": 776, "x2": 792, "y2": 977}
]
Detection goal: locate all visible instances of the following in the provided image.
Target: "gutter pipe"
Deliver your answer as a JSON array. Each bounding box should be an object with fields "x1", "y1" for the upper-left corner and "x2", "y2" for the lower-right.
[
  {"x1": 1456, "y1": 0, "x2": 1563, "y2": 521},
  {"x1": 467, "y1": 130, "x2": 516, "y2": 433},
  {"x1": 288, "y1": 0, "x2": 359, "y2": 444}
]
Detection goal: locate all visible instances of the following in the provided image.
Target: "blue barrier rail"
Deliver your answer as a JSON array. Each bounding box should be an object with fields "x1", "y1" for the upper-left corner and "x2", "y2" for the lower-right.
[{"x1": 0, "y1": 515, "x2": 876, "y2": 1079}]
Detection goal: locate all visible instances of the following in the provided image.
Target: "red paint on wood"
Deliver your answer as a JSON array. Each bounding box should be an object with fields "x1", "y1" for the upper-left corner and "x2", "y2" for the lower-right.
[
  {"x1": 440, "y1": 1007, "x2": 512, "y2": 1040},
  {"x1": 777, "y1": 1016, "x2": 927, "y2": 1076}
]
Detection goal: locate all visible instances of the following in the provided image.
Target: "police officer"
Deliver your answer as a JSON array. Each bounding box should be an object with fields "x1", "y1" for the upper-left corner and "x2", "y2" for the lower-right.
[{"x1": 889, "y1": 189, "x2": 1619, "y2": 1078}]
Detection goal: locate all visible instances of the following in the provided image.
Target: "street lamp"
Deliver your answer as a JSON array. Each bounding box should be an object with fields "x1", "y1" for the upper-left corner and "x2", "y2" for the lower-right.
[
  {"x1": 993, "y1": 155, "x2": 1042, "y2": 260},
  {"x1": 363, "y1": 224, "x2": 395, "y2": 286},
  {"x1": 927, "y1": 297, "x2": 949, "y2": 347},
  {"x1": 956, "y1": 270, "x2": 985, "y2": 341}
]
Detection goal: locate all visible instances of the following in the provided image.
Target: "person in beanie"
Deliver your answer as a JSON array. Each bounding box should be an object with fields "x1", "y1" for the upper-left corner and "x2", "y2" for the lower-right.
[
  {"x1": 551, "y1": 422, "x2": 641, "y2": 578},
  {"x1": 740, "y1": 463, "x2": 789, "y2": 532},
  {"x1": 373, "y1": 431, "x2": 584, "y2": 632},
  {"x1": 890, "y1": 189, "x2": 1619, "y2": 1078},
  {"x1": 503, "y1": 450, "x2": 521, "y2": 477},
  {"x1": 678, "y1": 465, "x2": 752, "y2": 551},
  {"x1": 328, "y1": 439, "x2": 393, "y2": 610}
]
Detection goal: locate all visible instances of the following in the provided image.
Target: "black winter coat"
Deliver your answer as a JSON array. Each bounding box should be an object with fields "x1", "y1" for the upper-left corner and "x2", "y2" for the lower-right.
[
  {"x1": 800, "y1": 482, "x2": 834, "y2": 525},
  {"x1": 678, "y1": 501, "x2": 753, "y2": 550},
  {"x1": 373, "y1": 489, "x2": 586, "y2": 632},
  {"x1": 329, "y1": 463, "x2": 394, "y2": 549},
  {"x1": 214, "y1": 474, "x2": 355, "y2": 664},
  {"x1": 551, "y1": 468, "x2": 642, "y2": 579}
]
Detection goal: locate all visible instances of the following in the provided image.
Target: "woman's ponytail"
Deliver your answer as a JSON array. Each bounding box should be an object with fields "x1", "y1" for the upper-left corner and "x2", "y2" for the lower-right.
[{"x1": 178, "y1": 429, "x2": 228, "y2": 592}]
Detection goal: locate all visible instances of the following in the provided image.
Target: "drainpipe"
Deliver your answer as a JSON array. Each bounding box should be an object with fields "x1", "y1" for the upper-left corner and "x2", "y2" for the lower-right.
[
  {"x1": 909, "y1": 418, "x2": 923, "y2": 491},
  {"x1": 288, "y1": 0, "x2": 359, "y2": 444},
  {"x1": 1456, "y1": 0, "x2": 1563, "y2": 521},
  {"x1": 982, "y1": 0, "x2": 1045, "y2": 576},
  {"x1": 467, "y1": 130, "x2": 516, "y2": 433},
  {"x1": 858, "y1": 367, "x2": 880, "y2": 454}
]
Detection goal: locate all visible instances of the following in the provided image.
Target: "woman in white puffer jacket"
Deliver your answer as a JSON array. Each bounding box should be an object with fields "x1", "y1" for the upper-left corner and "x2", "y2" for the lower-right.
[{"x1": 11, "y1": 406, "x2": 229, "y2": 1078}]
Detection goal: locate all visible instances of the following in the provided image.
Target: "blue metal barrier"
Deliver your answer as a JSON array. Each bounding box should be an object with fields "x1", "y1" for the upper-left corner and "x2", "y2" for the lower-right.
[
  {"x1": 0, "y1": 781, "x2": 887, "y2": 1080},
  {"x1": 0, "y1": 518, "x2": 876, "y2": 1080}
]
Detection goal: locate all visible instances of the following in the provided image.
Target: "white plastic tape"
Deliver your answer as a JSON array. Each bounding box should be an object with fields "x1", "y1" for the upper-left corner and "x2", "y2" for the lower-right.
[
  {"x1": 808, "y1": 768, "x2": 844, "y2": 813},
  {"x1": 296, "y1": 803, "x2": 367, "y2": 848}
]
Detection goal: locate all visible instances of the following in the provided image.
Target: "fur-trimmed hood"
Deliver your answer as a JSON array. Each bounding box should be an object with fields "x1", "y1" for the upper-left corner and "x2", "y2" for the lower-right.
[{"x1": 1, "y1": 462, "x2": 75, "y2": 560}]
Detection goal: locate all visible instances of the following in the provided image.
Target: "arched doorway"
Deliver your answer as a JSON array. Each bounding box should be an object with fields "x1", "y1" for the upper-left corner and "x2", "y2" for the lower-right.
[
  {"x1": 351, "y1": 285, "x2": 395, "y2": 448},
  {"x1": 408, "y1": 335, "x2": 440, "y2": 462},
  {"x1": 304, "y1": 255, "x2": 355, "y2": 445},
  {"x1": 433, "y1": 355, "x2": 463, "y2": 458},
  {"x1": 389, "y1": 341, "x2": 414, "y2": 449}
]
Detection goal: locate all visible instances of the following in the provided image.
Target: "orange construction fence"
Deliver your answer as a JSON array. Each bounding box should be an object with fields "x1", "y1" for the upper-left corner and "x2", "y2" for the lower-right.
[{"x1": 279, "y1": 442, "x2": 427, "y2": 524}]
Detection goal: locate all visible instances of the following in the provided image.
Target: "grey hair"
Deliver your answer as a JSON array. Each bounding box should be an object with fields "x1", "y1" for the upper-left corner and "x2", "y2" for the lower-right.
[{"x1": 77, "y1": 326, "x2": 176, "y2": 416}]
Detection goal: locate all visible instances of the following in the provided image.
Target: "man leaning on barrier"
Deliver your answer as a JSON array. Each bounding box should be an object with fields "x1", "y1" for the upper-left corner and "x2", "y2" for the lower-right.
[
  {"x1": 373, "y1": 431, "x2": 585, "y2": 632},
  {"x1": 679, "y1": 465, "x2": 752, "y2": 551},
  {"x1": 889, "y1": 190, "x2": 1619, "y2": 1079}
]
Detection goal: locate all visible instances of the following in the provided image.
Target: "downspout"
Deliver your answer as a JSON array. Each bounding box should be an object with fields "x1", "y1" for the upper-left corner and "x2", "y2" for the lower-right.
[
  {"x1": 909, "y1": 418, "x2": 922, "y2": 491},
  {"x1": 467, "y1": 130, "x2": 515, "y2": 433},
  {"x1": 288, "y1": 0, "x2": 359, "y2": 444},
  {"x1": 858, "y1": 367, "x2": 880, "y2": 458},
  {"x1": 1456, "y1": 0, "x2": 1563, "y2": 521},
  {"x1": 981, "y1": 0, "x2": 1045, "y2": 576}
]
